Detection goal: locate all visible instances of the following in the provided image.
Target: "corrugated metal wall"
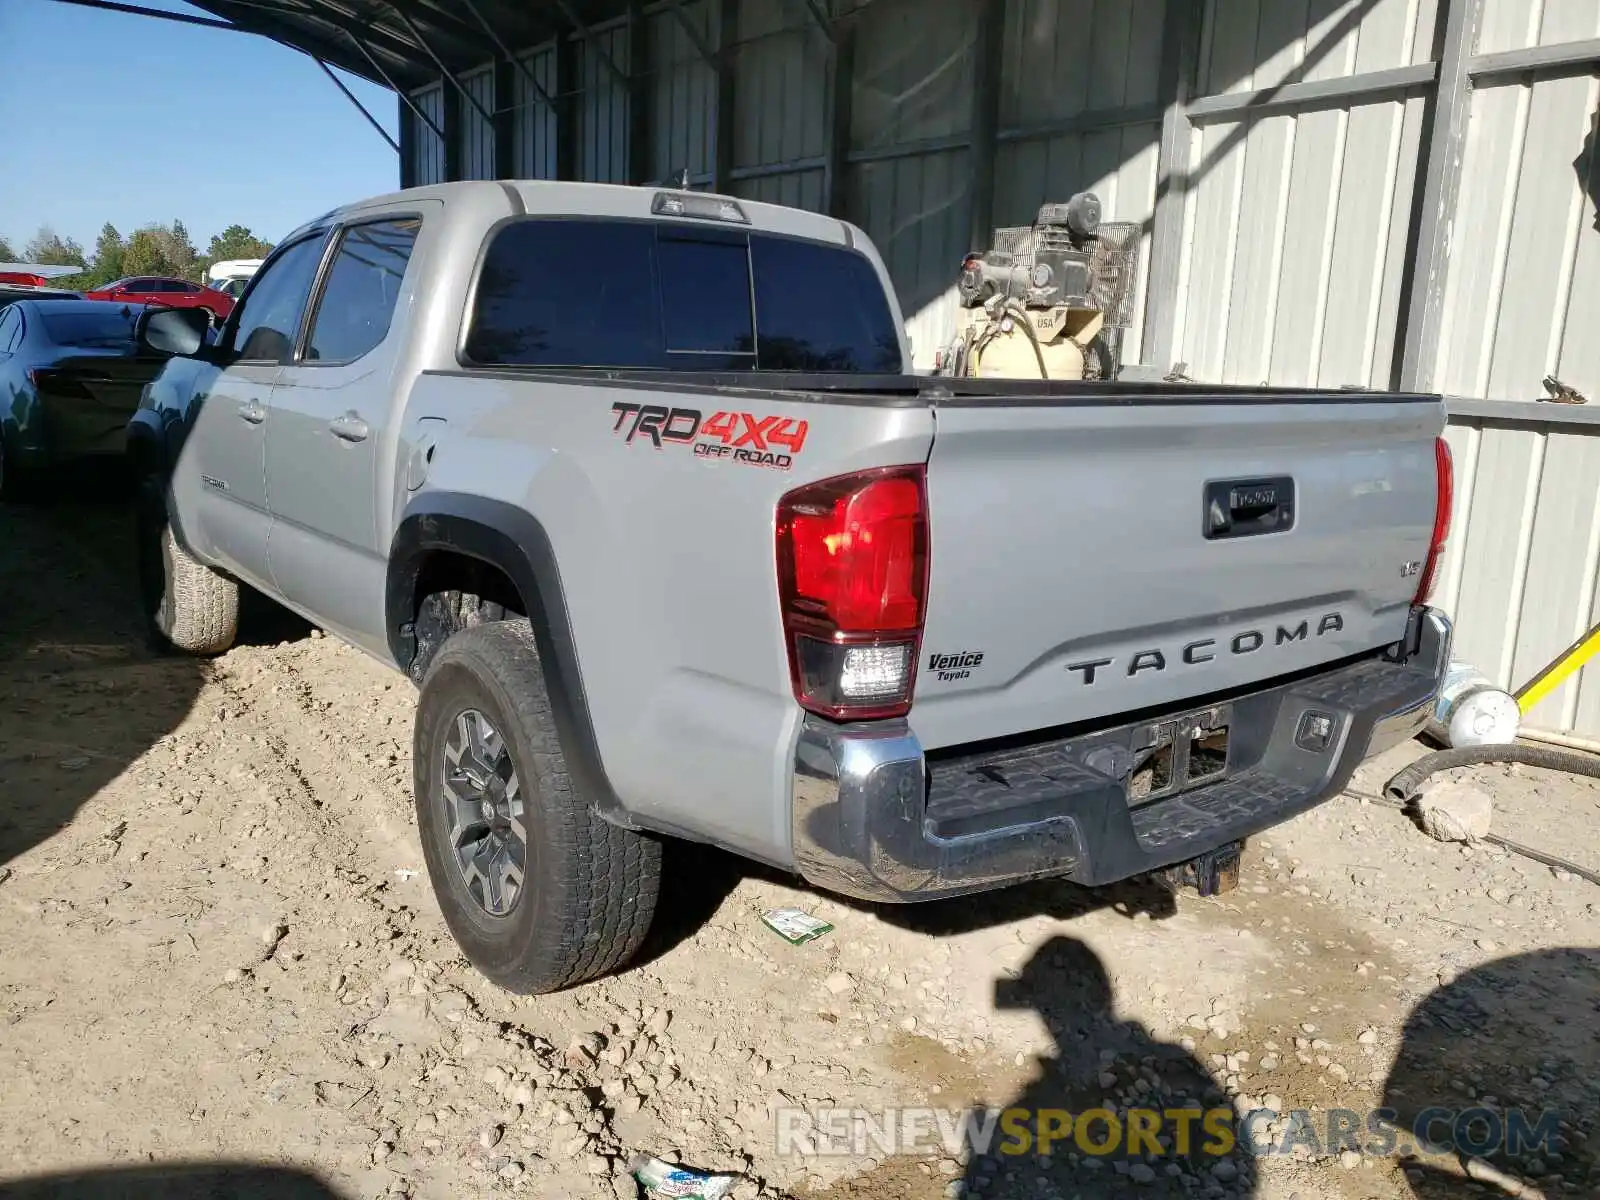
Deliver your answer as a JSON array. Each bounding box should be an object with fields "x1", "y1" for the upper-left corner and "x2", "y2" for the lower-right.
[
  {"x1": 397, "y1": 0, "x2": 1600, "y2": 735},
  {"x1": 1430, "y1": 0, "x2": 1600, "y2": 735},
  {"x1": 1434, "y1": 14, "x2": 1599, "y2": 402},
  {"x1": 400, "y1": 0, "x2": 1173, "y2": 367},
  {"x1": 514, "y1": 46, "x2": 559, "y2": 180},
  {"x1": 647, "y1": 1, "x2": 715, "y2": 182},
  {"x1": 1436, "y1": 415, "x2": 1600, "y2": 735},
  {"x1": 412, "y1": 84, "x2": 446, "y2": 185},
  {"x1": 459, "y1": 67, "x2": 496, "y2": 181},
  {"x1": 578, "y1": 22, "x2": 632, "y2": 182},
  {"x1": 993, "y1": 0, "x2": 1165, "y2": 364},
  {"x1": 1172, "y1": 0, "x2": 1440, "y2": 389}
]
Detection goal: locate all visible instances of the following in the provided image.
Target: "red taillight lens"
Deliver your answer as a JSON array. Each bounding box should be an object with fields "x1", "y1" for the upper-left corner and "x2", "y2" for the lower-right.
[
  {"x1": 1415, "y1": 437, "x2": 1453, "y2": 605},
  {"x1": 776, "y1": 466, "x2": 929, "y2": 720}
]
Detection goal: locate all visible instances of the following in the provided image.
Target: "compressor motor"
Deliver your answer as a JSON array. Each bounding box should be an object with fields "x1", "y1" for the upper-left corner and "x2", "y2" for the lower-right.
[{"x1": 937, "y1": 192, "x2": 1141, "y2": 381}]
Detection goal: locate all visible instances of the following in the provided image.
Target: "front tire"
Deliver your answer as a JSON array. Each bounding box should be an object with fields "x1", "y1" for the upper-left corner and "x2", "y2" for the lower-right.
[
  {"x1": 414, "y1": 620, "x2": 662, "y2": 993},
  {"x1": 136, "y1": 475, "x2": 239, "y2": 655}
]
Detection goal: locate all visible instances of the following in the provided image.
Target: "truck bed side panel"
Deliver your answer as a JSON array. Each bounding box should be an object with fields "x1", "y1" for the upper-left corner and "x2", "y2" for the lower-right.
[{"x1": 399, "y1": 370, "x2": 934, "y2": 865}]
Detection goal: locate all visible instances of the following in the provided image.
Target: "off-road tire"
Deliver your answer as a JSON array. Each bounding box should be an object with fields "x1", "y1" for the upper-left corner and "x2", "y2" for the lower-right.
[
  {"x1": 414, "y1": 619, "x2": 662, "y2": 993},
  {"x1": 136, "y1": 476, "x2": 239, "y2": 655}
]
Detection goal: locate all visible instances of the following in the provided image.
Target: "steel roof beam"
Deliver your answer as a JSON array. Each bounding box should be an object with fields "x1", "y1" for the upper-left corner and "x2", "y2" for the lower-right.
[
  {"x1": 349, "y1": 28, "x2": 446, "y2": 138},
  {"x1": 798, "y1": 0, "x2": 835, "y2": 44},
  {"x1": 201, "y1": 0, "x2": 427, "y2": 84},
  {"x1": 387, "y1": 2, "x2": 500, "y2": 129},
  {"x1": 547, "y1": 0, "x2": 632, "y2": 87},
  {"x1": 460, "y1": 0, "x2": 558, "y2": 112},
  {"x1": 316, "y1": 58, "x2": 401, "y2": 152},
  {"x1": 662, "y1": 0, "x2": 716, "y2": 67},
  {"x1": 47, "y1": 0, "x2": 237, "y2": 30},
  {"x1": 388, "y1": 0, "x2": 503, "y2": 53}
]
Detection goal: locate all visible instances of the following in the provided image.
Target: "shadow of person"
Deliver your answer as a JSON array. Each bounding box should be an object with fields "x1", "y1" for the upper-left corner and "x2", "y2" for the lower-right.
[
  {"x1": 963, "y1": 935, "x2": 1254, "y2": 1198},
  {"x1": 0, "y1": 464, "x2": 204, "y2": 869},
  {"x1": 1382, "y1": 947, "x2": 1600, "y2": 1199},
  {"x1": 0, "y1": 1161, "x2": 347, "y2": 1199},
  {"x1": 1577, "y1": 107, "x2": 1598, "y2": 233}
]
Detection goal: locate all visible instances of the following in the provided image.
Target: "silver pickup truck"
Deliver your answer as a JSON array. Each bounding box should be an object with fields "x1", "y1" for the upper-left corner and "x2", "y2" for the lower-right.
[{"x1": 129, "y1": 180, "x2": 1454, "y2": 994}]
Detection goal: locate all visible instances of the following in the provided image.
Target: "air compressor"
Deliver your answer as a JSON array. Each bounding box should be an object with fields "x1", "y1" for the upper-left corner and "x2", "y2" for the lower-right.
[{"x1": 936, "y1": 192, "x2": 1140, "y2": 382}]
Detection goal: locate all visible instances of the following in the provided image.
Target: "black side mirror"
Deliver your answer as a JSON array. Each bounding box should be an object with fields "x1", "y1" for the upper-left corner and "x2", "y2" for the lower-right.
[{"x1": 137, "y1": 305, "x2": 212, "y2": 358}]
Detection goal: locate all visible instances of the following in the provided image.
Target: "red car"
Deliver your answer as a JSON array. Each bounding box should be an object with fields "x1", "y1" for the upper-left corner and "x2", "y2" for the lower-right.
[{"x1": 85, "y1": 276, "x2": 235, "y2": 323}]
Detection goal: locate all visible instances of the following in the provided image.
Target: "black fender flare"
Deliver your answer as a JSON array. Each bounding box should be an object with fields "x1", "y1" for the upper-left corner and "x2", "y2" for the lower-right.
[
  {"x1": 388, "y1": 493, "x2": 638, "y2": 829},
  {"x1": 125, "y1": 408, "x2": 168, "y2": 477}
]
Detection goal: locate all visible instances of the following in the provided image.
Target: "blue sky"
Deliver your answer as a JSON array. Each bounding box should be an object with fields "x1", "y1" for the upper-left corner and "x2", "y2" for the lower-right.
[{"x1": 0, "y1": 0, "x2": 400, "y2": 256}]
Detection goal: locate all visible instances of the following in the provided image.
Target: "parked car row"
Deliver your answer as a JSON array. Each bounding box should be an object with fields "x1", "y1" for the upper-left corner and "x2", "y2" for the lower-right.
[
  {"x1": 86, "y1": 276, "x2": 236, "y2": 323},
  {"x1": 0, "y1": 298, "x2": 208, "y2": 497},
  {"x1": 0, "y1": 263, "x2": 236, "y2": 496}
]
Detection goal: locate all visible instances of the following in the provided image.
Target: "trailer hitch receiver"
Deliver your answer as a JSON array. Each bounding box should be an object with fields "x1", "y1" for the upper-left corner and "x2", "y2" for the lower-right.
[{"x1": 1160, "y1": 840, "x2": 1243, "y2": 897}]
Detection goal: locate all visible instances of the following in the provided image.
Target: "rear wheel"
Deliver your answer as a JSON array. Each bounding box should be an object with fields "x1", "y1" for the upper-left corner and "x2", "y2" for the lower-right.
[
  {"x1": 414, "y1": 620, "x2": 662, "y2": 993},
  {"x1": 136, "y1": 475, "x2": 239, "y2": 655}
]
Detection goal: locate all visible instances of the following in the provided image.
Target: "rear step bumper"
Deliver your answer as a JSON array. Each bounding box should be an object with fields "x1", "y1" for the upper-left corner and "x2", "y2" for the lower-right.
[{"x1": 790, "y1": 606, "x2": 1451, "y2": 903}]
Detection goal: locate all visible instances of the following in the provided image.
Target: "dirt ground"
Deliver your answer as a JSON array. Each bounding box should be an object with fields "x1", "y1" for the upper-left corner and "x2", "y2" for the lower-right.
[{"x1": 1, "y1": 484, "x2": 1597, "y2": 1200}]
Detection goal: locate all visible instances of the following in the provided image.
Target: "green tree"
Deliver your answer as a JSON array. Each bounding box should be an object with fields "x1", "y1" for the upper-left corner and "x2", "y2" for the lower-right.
[
  {"x1": 122, "y1": 226, "x2": 176, "y2": 277},
  {"x1": 205, "y1": 224, "x2": 275, "y2": 263},
  {"x1": 90, "y1": 223, "x2": 126, "y2": 286},
  {"x1": 156, "y1": 218, "x2": 199, "y2": 280},
  {"x1": 196, "y1": 224, "x2": 275, "y2": 284},
  {"x1": 20, "y1": 227, "x2": 92, "y2": 289},
  {"x1": 24, "y1": 226, "x2": 87, "y2": 268},
  {"x1": 0, "y1": 236, "x2": 16, "y2": 262}
]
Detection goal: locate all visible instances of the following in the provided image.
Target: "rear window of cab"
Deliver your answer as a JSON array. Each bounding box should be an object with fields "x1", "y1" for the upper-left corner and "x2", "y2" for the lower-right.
[{"x1": 462, "y1": 217, "x2": 902, "y2": 374}]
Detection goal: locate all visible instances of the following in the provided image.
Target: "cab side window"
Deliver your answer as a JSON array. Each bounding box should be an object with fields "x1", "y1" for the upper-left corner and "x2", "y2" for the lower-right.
[
  {"x1": 230, "y1": 236, "x2": 328, "y2": 363},
  {"x1": 304, "y1": 218, "x2": 421, "y2": 364}
]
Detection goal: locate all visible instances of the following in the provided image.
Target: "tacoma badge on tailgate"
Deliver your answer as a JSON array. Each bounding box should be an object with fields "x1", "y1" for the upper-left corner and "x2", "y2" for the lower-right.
[{"x1": 1064, "y1": 612, "x2": 1345, "y2": 685}]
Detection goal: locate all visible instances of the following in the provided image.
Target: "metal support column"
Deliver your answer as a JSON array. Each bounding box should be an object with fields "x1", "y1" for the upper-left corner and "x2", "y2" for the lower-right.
[
  {"x1": 442, "y1": 82, "x2": 463, "y2": 182},
  {"x1": 712, "y1": 0, "x2": 738, "y2": 193},
  {"x1": 493, "y1": 57, "x2": 516, "y2": 179},
  {"x1": 1141, "y1": 0, "x2": 1202, "y2": 373},
  {"x1": 1398, "y1": 0, "x2": 1485, "y2": 391},
  {"x1": 822, "y1": 9, "x2": 855, "y2": 216},
  {"x1": 557, "y1": 32, "x2": 579, "y2": 180},
  {"x1": 628, "y1": 0, "x2": 653, "y2": 184},
  {"x1": 965, "y1": 0, "x2": 1005, "y2": 252},
  {"x1": 399, "y1": 92, "x2": 417, "y2": 188}
]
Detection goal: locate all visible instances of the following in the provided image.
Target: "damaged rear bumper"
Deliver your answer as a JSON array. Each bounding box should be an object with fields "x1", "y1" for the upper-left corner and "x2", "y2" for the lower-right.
[{"x1": 790, "y1": 606, "x2": 1451, "y2": 904}]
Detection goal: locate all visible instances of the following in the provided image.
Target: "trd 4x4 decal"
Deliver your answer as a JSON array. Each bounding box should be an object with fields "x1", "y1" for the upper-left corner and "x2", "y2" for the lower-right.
[{"x1": 609, "y1": 402, "x2": 809, "y2": 470}]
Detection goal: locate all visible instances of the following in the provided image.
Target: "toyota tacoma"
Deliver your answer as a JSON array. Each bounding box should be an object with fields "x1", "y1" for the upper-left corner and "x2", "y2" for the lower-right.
[{"x1": 127, "y1": 180, "x2": 1454, "y2": 994}]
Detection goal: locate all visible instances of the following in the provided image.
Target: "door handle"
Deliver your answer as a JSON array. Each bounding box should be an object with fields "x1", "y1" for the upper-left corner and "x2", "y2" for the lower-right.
[
  {"x1": 237, "y1": 400, "x2": 266, "y2": 425},
  {"x1": 329, "y1": 413, "x2": 370, "y2": 443}
]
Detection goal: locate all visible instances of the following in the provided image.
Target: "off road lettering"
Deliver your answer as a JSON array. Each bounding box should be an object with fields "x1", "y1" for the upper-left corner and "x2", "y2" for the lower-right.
[
  {"x1": 615, "y1": 403, "x2": 807, "y2": 469},
  {"x1": 610, "y1": 401, "x2": 703, "y2": 447}
]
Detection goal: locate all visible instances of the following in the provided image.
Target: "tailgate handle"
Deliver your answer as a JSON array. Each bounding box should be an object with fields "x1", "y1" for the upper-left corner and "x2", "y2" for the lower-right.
[{"x1": 1204, "y1": 477, "x2": 1294, "y2": 540}]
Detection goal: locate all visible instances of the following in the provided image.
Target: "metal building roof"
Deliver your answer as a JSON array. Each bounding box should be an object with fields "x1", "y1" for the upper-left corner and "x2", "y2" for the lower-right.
[{"x1": 184, "y1": 0, "x2": 625, "y2": 90}]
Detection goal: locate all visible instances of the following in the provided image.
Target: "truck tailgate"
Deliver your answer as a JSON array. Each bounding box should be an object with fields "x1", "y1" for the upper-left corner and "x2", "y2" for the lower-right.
[{"x1": 911, "y1": 396, "x2": 1443, "y2": 750}]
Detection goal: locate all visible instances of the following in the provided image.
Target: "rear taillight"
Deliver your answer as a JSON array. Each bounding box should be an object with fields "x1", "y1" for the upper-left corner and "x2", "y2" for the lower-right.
[
  {"x1": 776, "y1": 465, "x2": 929, "y2": 720},
  {"x1": 1414, "y1": 437, "x2": 1453, "y2": 605}
]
